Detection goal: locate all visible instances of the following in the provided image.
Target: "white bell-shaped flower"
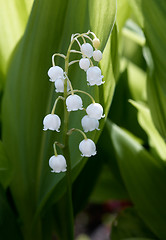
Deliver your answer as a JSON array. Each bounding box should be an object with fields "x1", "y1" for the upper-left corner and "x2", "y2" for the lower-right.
[
  {"x1": 79, "y1": 58, "x2": 90, "y2": 71},
  {"x1": 54, "y1": 78, "x2": 70, "y2": 93},
  {"x1": 86, "y1": 103, "x2": 105, "y2": 120},
  {"x1": 49, "y1": 155, "x2": 67, "y2": 173},
  {"x1": 81, "y1": 115, "x2": 99, "y2": 132},
  {"x1": 43, "y1": 114, "x2": 61, "y2": 131},
  {"x1": 86, "y1": 66, "x2": 104, "y2": 86},
  {"x1": 81, "y1": 43, "x2": 93, "y2": 58},
  {"x1": 93, "y1": 50, "x2": 102, "y2": 62},
  {"x1": 48, "y1": 66, "x2": 64, "y2": 82},
  {"x1": 79, "y1": 139, "x2": 96, "y2": 157},
  {"x1": 66, "y1": 94, "x2": 83, "y2": 111}
]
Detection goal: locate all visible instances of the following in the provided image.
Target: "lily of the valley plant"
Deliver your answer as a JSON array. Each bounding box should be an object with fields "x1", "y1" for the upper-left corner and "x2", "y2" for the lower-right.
[
  {"x1": 43, "y1": 31, "x2": 104, "y2": 238},
  {"x1": 43, "y1": 30, "x2": 104, "y2": 173}
]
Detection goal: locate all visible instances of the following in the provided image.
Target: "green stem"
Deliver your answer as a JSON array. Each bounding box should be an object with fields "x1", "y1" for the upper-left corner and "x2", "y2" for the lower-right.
[
  {"x1": 68, "y1": 89, "x2": 95, "y2": 103},
  {"x1": 67, "y1": 128, "x2": 87, "y2": 140},
  {"x1": 52, "y1": 53, "x2": 66, "y2": 66},
  {"x1": 51, "y1": 96, "x2": 64, "y2": 114},
  {"x1": 64, "y1": 73, "x2": 74, "y2": 95},
  {"x1": 60, "y1": 32, "x2": 92, "y2": 239},
  {"x1": 61, "y1": 38, "x2": 76, "y2": 240}
]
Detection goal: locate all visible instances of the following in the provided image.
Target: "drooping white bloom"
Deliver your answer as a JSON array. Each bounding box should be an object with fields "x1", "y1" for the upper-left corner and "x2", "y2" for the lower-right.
[
  {"x1": 86, "y1": 66, "x2": 104, "y2": 86},
  {"x1": 86, "y1": 103, "x2": 105, "y2": 120},
  {"x1": 79, "y1": 58, "x2": 90, "y2": 71},
  {"x1": 92, "y1": 38, "x2": 100, "y2": 49},
  {"x1": 81, "y1": 115, "x2": 99, "y2": 132},
  {"x1": 81, "y1": 43, "x2": 93, "y2": 58},
  {"x1": 79, "y1": 139, "x2": 96, "y2": 157},
  {"x1": 48, "y1": 66, "x2": 64, "y2": 82},
  {"x1": 54, "y1": 78, "x2": 70, "y2": 93},
  {"x1": 66, "y1": 94, "x2": 83, "y2": 111},
  {"x1": 43, "y1": 114, "x2": 61, "y2": 131},
  {"x1": 93, "y1": 50, "x2": 102, "y2": 62},
  {"x1": 49, "y1": 155, "x2": 67, "y2": 173}
]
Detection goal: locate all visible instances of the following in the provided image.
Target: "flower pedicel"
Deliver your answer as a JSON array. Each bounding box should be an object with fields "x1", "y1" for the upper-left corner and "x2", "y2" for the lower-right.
[{"x1": 43, "y1": 31, "x2": 105, "y2": 173}]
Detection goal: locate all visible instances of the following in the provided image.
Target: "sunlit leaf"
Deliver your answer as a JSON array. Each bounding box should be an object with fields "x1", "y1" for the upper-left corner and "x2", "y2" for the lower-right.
[
  {"x1": 129, "y1": 0, "x2": 166, "y2": 140},
  {"x1": 130, "y1": 100, "x2": 166, "y2": 161},
  {"x1": 0, "y1": 0, "x2": 33, "y2": 79}
]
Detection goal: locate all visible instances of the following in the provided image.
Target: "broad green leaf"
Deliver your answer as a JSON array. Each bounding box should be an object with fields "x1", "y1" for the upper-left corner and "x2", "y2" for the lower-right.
[
  {"x1": 89, "y1": 120, "x2": 130, "y2": 202},
  {"x1": 0, "y1": 185, "x2": 23, "y2": 239},
  {"x1": 111, "y1": 207, "x2": 156, "y2": 240},
  {"x1": 0, "y1": 0, "x2": 33, "y2": 78},
  {"x1": 107, "y1": 119, "x2": 166, "y2": 239},
  {"x1": 129, "y1": 0, "x2": 166, "y2": 140},
  {"x1": 122, "y1": 20, "x2": 145, "y2": 47},
  {"x1": 109, "y1": 70, "x2": 147, "y2": 141},
  {"x1": 90, "y1": 164, "x2": 129, "y2": 203},
  {"x1": 2, "y1": 0, "x2": 117, "y2": 238},
  {"x1": 130, "y1": 100, "x2": 166, "y2": 161},
  {"x1": 0, "y1": 140, "x2": 12, "y2": 188},
  {"x1": 117, "y1": 0, "x2": 131, "y2": 32}
]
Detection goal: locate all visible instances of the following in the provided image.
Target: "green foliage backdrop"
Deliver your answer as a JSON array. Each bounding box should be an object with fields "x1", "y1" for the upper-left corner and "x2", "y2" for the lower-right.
[{"x1": 0, "y1": 0, "x2": 166, "y2": 240}]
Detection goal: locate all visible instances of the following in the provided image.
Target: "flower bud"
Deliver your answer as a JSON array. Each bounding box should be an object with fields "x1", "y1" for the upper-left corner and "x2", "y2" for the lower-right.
[
  {"x1": 93, "y1": 50, "x2": 102, "y2": 62},
  {"x1": 92, "y1": 38, "x2": 100, "y2": 49},
  {"x1": 43, "y1": 114, "x2": 61, "y2": 131},
  {"x1": 66, "y1": 94, "x2": 83, "y2": 111},
  {"x1": 48, "y1": 66, "x2": 64, "y2": 82},
  {"x1": 81, "y1": 43, "x2": 93, "y2": 58},
  {"x1": 54, "y1": 78, "x2": 70, "y2": 93},
  {"x1": 86, "y1": 103, "x2": 105, "y2": 120},
  {"x1": 86, "y1": 66, "x2": 104, "y2": 86},
  {"x1": 79, "y1": 58, "x2": 90, "y2": 71},
  {"x1": 49, "y1": 155, "x2": 67, "y2": 173},
  {"x1": 79, "y1": 139, "x2": 96, "y2": 157},
  {"x1": 81, "y1": 115, "x2": 99, "y2": 132}
]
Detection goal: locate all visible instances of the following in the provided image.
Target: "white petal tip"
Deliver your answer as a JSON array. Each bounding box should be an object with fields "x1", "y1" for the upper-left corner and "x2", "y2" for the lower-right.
[{"x1": 49, "y1": 78, "x2": 55, "y2": 82}]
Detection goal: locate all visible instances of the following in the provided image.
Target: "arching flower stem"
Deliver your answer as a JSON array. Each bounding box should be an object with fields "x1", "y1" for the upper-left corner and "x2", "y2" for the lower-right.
[
  {"x1": 68, "y1": 59, "x2": 80, "y2": 67},
  {"x1": 83, "y1": 34, "x2": 93, "y2": 43},
  {"x1": 51, "y1": 96, "x2": 65, "y2": 114},
  {"x1": 53, "y1": 142, "x2": 58, "y2": 156},
  {"x1": 52, "y1": 53, "x2": 66, "y2": 66},
  {"x1": 67, "y1": 128, "x2": 88, "y2": 140},
  {"x1": 64, "y1": 72, "x2": 74, "y2": 95},
  {"x1": 70, "y1": 50, "x2": 94, "y2": 66},
  {"x1": 68, "y1": 89, "x2": 95, "y2": 104}
]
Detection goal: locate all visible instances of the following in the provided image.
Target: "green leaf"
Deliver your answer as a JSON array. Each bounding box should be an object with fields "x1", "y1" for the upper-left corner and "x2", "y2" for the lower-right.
[
  {"x1": 107, "y1": 119, "x2": 166, "y2": 239},
  {"x1": 2, "y1": 0, "x2": 117, "y2": 238},
  {"x1": 0, "y1": 185, "x2": 23, "y2": 239},
  {"x1": 117, "y1": 0, "x2": 131, "y2": 32},
  {"x1": 111, "y1": 207, "x2": 156, "y2": 240},
  {"x1": 109, "y1": 70, "x2": 147, "y2": 141},
  {"x1": 129, "y1": 0, "x2": 166, "y2": 140},
  {"x1": 0, "y1": 140, "x2": 12, "y2": 188},
  {"x1": 90, "y1": 164, "x2": 129, "y2": 203},
  {"x1": 130, "y1": 100, "x2": 166, "y2": 161},
  {"x1": 0, "y1": 0, "x2": 33, "y2": 78}
]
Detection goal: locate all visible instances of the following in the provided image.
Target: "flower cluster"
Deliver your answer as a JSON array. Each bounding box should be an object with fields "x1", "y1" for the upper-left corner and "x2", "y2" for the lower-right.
[{"x1": 43, "y1": 31, "x2": 105, "y2": 173}]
